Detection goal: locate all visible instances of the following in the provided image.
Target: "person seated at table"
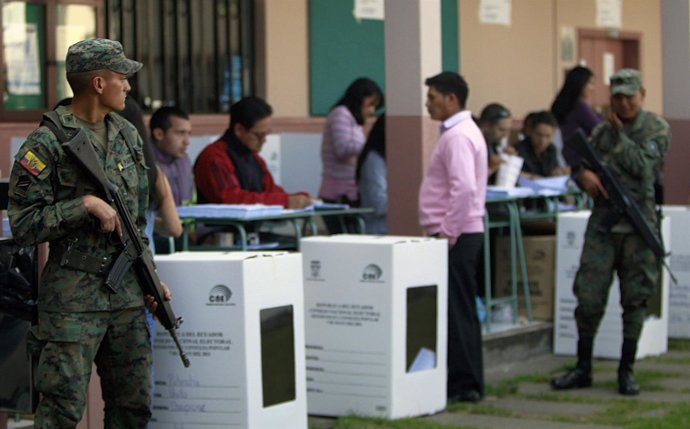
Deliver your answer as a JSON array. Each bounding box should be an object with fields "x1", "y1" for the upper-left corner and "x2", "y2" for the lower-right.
[
  {"x1": 478, "y1": 103, "x2": 515, "y2": 183},
  {"x1": 516, "y1": 110, "x2": 571, "y2": 179},
  {"x1": 150, "y1": 106, "x2": 194, "y2": 206},
  {"x1": 194, "y1": 96, "x2": 312, "y2": 208}
]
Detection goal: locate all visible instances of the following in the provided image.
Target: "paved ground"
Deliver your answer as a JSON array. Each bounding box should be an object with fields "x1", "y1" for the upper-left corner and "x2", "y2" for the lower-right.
[
  {"x1": 5, "y1": 342, "x2": 688, "y2": 428},
  {"x1": 309, "y1": 349, "x2": 690, "y2": 429}
]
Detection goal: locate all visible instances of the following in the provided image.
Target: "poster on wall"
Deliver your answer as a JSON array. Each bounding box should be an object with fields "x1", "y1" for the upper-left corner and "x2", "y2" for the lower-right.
[
  {"x1": 603, "y1": 52, "x2": 615, "y2": 86},
  {"x1": 479, "y1": 0, "x2": 511, "y2": 26},
  {"x1": 353, "y1": 0, "x2": 384, "y2": 21},
  {"x1": 597, "y1": 0, "x2": 623, "y2": 28}
]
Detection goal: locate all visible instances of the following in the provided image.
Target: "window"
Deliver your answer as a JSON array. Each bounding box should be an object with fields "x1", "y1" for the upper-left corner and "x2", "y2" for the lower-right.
[
  {"x1": 0, "y1": 0, "x2": 103, "y2": 121},
  {"x1": 107, "y1": 0, "x2": 253, "y2": 113},
  {"x1": 0, "y1": 0, "x2": 252, "y2": 121},
  {"x1": 56, "y1": 4, "x2": 97, "y2": 101}
]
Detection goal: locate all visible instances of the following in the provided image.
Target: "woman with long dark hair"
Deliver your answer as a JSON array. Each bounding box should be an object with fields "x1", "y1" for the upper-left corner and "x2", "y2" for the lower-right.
[
  {"x1": 551, "y1": 66, "x2": 602, "y2": 168},
  {"x1": 318, "y1": 77, "x2": 383, "y2": 232},
  {"x1": 356, "y1": 114, "x2": 386, "y2": 234}
]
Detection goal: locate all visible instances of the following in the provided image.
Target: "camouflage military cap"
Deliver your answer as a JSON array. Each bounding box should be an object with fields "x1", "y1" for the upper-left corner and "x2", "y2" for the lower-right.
[
  {"x1": 610, "y1": 69, "x2": 642, "y2": 96},
  {"x1": 66, "y1": 38, "x2": 142, "y2": 76}
]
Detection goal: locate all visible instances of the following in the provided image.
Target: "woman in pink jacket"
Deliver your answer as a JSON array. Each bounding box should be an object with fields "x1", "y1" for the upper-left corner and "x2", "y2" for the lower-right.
[{"x1": 318, "y1": 77, "x2": 383, "y2": 233}]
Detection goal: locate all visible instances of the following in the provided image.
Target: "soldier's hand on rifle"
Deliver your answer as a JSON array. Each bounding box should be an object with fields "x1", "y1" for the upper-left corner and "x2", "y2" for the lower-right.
[
  {"x1": 580, "y1": 169, "x2": 609, "y2": 199},
  {"x1": 145, "y1": 281, "x2": 172, "y2": 316},
  {"x1": 83, "y1": 195, "x2": 123, "y2": 236}
]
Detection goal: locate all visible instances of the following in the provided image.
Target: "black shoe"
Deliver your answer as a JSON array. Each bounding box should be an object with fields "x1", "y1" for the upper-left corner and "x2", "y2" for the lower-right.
[
  {"x1": 618, "y1": 369, "x2": 640, "y2": 395},
  {"x1": 550, "y1": 367, "x2": 592, "y2": 390},
  {"x1": 448, "y1": 389, "x2": 482, "y2": 403}
]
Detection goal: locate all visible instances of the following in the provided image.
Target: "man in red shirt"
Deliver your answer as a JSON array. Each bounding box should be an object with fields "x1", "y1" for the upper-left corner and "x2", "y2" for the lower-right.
[{"x1": 194, "y1": 96, "x2": 311, "y2": 208}]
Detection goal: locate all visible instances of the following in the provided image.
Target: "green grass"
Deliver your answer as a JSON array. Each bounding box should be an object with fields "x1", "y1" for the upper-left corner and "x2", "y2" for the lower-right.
[
  {"x1": 484, "y1": 372, "x2": 551, "y2": 397},
  {"x1": 332, "y1": 416, "x2": 482, "y2": 429},
  {"x1": 446, "y1": 401, "x2": 514, "y2": 417},
  {"x1": 310, "y1": 339, "x2": 690, "y2": 429},
  {"x1": 668, "y1": 338, "x2": 690, "y2": 352},
  {"x1": 625, "y1": 403, "x2": 690, "y2": 429}
]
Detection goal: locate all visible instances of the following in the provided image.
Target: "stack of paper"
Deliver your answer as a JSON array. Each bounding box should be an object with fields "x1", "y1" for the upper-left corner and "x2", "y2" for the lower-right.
[
  {"x1": 517, "y1": 175, "x2": 570, "y2": 195},
  {"x1": 486, "y1": 186, "x2": 534, "y2": 199},
  {"x1": 283, "y1": 202, "x2": 350, "y2": 214},
  {"x1": 176, "y1": 204, "x2": 284, "y2": 219}
]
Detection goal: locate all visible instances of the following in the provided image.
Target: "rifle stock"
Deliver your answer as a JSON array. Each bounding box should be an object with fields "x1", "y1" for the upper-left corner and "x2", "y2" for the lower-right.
[
  {"x1": 63, "y1": 129, "x2": 190, "y2": 367},
  {"x1": 565, "y1": 129, "x2": 665, "y2": 258}
]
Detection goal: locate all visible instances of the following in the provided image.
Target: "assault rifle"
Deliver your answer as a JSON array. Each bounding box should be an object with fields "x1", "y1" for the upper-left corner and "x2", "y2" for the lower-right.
[
  {"x1": 566, "y1": 129, "x2": 676, "y2": 283},
  {"x1": 63, "y1": 128, "x2": 190, "y2": 368}
]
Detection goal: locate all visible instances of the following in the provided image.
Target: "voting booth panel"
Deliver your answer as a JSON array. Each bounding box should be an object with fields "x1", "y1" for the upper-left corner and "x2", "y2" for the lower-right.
[
  {"x1": 150, "y1": 252, "x2": 307, "y2": 429},
  {"x1": 300, "y1": 235, "x2": 447, "y2": 419},
  {"x1": 494, "y1": 234, "x2": 556, "y2": 320},
  {"x1": 554, "y1": 211, "x2": 669, "y2": 359},
  {"x1": 661, "y1": 206, "x2": 690, "y2": 338}
]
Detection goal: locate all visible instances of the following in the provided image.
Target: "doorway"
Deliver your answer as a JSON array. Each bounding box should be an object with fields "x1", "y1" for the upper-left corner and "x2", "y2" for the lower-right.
[{"x1": 577, "y1": 29, "x2": 641, "y2": 111}]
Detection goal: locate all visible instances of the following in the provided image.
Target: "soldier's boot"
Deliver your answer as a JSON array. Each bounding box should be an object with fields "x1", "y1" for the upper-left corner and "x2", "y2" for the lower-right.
[
  {"x1": 618, "y1": 339, "x2": 640, "y2": 396},
  {"x1": 551, "y1": 337, "x2": 593, "y2": 390}
]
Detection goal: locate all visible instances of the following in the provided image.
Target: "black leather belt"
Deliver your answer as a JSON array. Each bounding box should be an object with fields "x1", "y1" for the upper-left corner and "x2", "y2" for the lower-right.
[{"x1": 51, "y1": 240, "x2": 112, "y2": 275}]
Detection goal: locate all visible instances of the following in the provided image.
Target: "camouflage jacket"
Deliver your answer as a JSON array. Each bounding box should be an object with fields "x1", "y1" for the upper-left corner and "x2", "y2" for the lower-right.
[
  {"x1": 8, "y1": 106, "x2": 149, "y2": 312},
  {"x1": 586, "y1": 109, "x2": 670, "y2": 232}
]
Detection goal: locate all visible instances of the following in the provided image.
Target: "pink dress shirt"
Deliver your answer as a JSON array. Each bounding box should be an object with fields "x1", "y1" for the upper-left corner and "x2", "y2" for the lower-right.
[{"x1": 419, "y1": 110, "x2": 488, "y2": 246}]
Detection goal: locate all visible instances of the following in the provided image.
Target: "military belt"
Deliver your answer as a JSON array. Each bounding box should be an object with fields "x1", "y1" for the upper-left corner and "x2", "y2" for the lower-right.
[{"x1": 52, "y1": 242, "x2": 112, "y2": 275}]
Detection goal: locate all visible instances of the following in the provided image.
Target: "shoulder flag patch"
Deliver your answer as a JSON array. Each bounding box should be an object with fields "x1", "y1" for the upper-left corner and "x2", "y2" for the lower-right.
[{"x1": 19, "y1": 150, "x2": 47, "y2": 176}]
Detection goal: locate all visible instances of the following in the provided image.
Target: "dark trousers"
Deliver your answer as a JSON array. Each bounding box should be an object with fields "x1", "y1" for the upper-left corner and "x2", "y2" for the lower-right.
[{"x1": 447, "y1": 232, "x2": 485, "y2": 396}]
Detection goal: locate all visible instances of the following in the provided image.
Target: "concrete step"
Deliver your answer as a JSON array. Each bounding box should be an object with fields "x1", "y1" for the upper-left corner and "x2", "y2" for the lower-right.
[{"x1": 483, "y1": 320, "x2": 554, "y2": 372}]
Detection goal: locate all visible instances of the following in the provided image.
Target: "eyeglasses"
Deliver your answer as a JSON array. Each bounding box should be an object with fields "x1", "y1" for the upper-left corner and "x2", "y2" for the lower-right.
[
  {"x1": 250, "y1": 130, "x2": 269, "y2": 142},
  {"x1": 487, "y1": 109, "x2": 510, "y2": 121},
  {"x1": 480, "y1": 106, "x2": 511, "y2": 124}
]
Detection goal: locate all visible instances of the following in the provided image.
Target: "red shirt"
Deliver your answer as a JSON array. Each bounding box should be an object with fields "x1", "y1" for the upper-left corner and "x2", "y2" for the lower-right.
[{"x1": 194, "y1": 137, "x2": 290, "y2": 207}]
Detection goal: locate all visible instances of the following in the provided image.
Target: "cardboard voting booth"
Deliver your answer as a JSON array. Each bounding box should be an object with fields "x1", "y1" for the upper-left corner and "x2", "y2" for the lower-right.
[
  {"x1": 661, "y1": 205, "x2": 690, "y2": 338},
  {"x1": 300, "y1": 235, "x2": 447, "y2": 418},
  {"x1": 554, "y1": 211, "x2": 669, "y2": 359},
  {"x1": 494, "y1": 234, "x2": 556, "y2": 320},
  {"x1": 149, "y1": 252, "x2": 307, "y2": 429}
]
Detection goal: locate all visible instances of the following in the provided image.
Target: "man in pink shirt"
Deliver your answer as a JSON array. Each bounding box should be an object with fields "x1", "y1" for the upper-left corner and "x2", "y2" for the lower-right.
[{"x1": 419, "y1": 71, "x2": 488, "y2": 403}]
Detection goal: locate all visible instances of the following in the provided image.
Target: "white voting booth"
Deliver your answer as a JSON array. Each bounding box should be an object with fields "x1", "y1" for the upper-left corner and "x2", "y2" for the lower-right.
[
  {"x1": 150, "y1": 252, "x2": 307, "y2": 429},
  {"x1": 554, "y1": 211, "x2": 669, "y2": 359},
  {"x1": 300, "y1": 235, "x2": 447, "y2": 418},
  {"x1": 661, "y1": 205, "x2": 690, "y2": 338}
]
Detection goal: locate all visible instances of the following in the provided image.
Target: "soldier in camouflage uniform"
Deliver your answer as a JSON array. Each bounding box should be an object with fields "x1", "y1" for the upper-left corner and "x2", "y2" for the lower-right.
[
  {"x1": 8, "y1": 39, "x2": 156, "y2": 428},
  {"x1": 551, "y1": 69, "x2": 670, "y2": 396}
]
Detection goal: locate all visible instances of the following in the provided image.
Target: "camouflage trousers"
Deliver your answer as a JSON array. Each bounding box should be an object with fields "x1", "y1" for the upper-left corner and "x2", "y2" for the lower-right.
[
  {"x1": 573, "y1": 225, "x2": 659, "y2": 341},
  {"x1": 29, "y1": 307, "x2": 152, "y2": 429}
]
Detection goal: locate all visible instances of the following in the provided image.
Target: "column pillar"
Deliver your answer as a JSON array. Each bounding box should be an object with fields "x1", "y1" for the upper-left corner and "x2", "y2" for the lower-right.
[
  {"x1": 385, "y1": 0, "x2": 442, "y2": 234},
  {"x1": 661, "y1": 0, "x2": 690, "y2": 203}
]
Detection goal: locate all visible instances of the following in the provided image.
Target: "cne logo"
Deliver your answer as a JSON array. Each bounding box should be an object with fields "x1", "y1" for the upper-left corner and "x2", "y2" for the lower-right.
[
  {"x1": 310, "y1": 260, "x2": 322, "y2": 279},
  {"x1": 207, "y1": 284, "x2": 233, "y2": 306},
  {"x1": 361, "y1": 264, "x2": 383, "y2": 282},
  {"x1": 566, "y1": 231, "x2": 576, "y2": 248}
]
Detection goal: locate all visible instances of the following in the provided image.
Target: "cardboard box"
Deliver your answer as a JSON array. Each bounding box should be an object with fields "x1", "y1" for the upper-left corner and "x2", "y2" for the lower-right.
[
  {"x1": 553, "y1": 211, "x2": 669, "y2": 359},
  {"x1": 661, "y1": 205, "x2": 690, "y2": 338},
  {"x1": 494, "y1": 234, "x2": 556, "y2": 320},
  {"x1": 300, "y1": 235, "x2": 447, "y2": 418},
  {"x1": 150, "y1": 252, "x2": 307, "y2": 429}
]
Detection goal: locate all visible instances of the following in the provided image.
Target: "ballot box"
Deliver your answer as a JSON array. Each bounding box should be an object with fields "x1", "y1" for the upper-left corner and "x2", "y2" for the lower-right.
[
  {"x1": 300, "y1": 235, "x2": 447, "y2": 418},
  {"x1": 554, "y1": 211, "x2": 669, "y2": 359},
  {"x1": 661, "y1": 205, "x2": 690, "y2": 338},
  {"x1": 150, "y1": 251, "x2": 307, "y2": 429}
]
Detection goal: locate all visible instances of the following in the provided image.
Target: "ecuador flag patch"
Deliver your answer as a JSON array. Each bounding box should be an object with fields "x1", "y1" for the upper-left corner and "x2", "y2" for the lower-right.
[{"x1": 19, "y1": 150, "x2": 47, "y2": 176}]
